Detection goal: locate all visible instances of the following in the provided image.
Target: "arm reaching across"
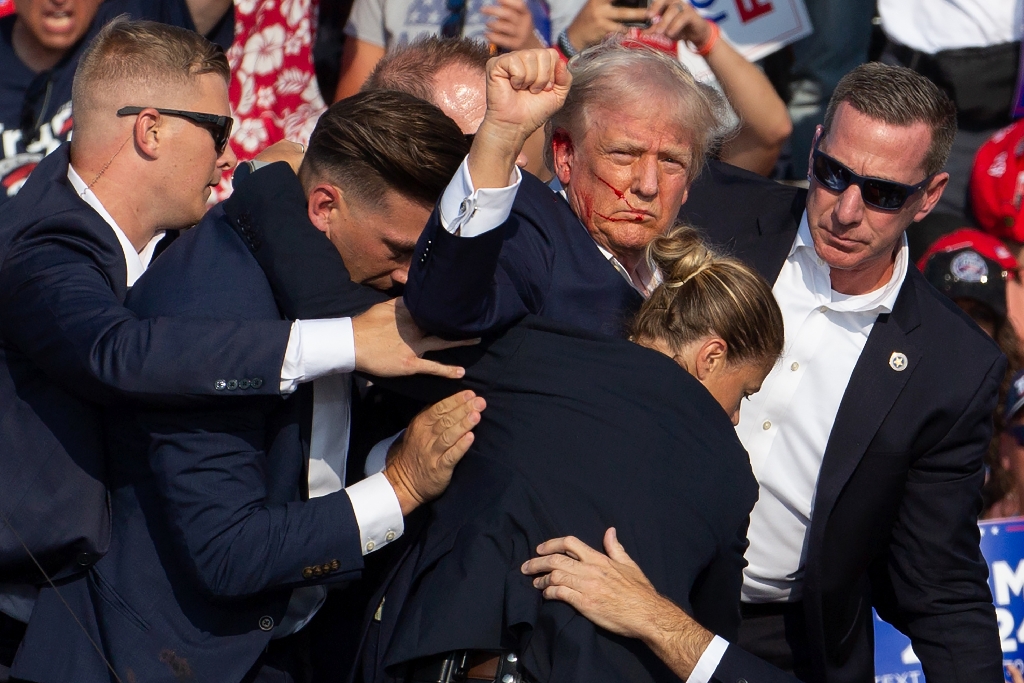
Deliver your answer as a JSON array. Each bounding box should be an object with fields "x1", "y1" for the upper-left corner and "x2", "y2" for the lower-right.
[{"x1": 522, "y1": 528, "x2": 802, "y2": 683}]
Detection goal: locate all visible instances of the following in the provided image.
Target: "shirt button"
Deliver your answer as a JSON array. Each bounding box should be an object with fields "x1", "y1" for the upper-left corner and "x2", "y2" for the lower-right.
[
  {"x1": 385, "y1": 530, "x2": 396, "y2": 542},
  {"x1": 791, "y1": 362, "x2": 799, "y2": 371},
  {"x1": 762, "y1": 421, "x2": 772, "y2": 430},
  {"x1": 365, "y1": 540, "x2": 375, "y2": 552},
  {"x1": 818, "y1": 305, "x2": 828, "y2": 313},
  {"x1": 259, "y1": 616, "x2": 274, "y2": 631}
]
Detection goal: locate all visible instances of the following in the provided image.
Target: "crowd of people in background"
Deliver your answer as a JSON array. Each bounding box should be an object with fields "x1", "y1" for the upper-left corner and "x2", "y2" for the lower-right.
[{"x1": 1, "y1": 0, "x2": 1024, "y2": 682}]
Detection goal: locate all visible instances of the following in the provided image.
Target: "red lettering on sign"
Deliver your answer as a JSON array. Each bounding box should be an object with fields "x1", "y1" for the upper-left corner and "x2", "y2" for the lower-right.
[{"x1": 735, "y1": 0, "x2": 773, "y2": 23}]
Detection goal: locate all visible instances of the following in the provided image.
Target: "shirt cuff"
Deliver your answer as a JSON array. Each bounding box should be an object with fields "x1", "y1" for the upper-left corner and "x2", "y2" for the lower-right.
[
  {"x1": 685, "y1": 635, "x2": 730, "y2": 683},
  {"x1": 279, "y1": 318, "x2": 356, "y2": 393},
  {"x1": 345, "y1": 472, "x2": 404, "y2": 555},
  {"x1": 438, "y1": 156, "x2": 521, "y2": 237},
  {"x1": 365, "y1": 430, "x2": 404, "y2": 478}
]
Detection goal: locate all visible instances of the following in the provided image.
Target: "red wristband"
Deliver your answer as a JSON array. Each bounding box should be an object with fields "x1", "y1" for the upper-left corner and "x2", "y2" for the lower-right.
[{"x1": 690, "y1": 20, "x2": 720, "y2": 57}]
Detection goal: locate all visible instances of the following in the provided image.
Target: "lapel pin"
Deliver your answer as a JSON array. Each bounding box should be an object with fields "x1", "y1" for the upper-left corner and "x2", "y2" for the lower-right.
[{"x1": 889, "y1": 351, "x2": 908, "y2": 372}]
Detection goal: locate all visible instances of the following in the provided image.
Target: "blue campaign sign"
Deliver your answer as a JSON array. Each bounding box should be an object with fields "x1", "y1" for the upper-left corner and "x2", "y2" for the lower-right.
[{"x1": 874, "y1": 518, "x2": 1024, "y2": 682}]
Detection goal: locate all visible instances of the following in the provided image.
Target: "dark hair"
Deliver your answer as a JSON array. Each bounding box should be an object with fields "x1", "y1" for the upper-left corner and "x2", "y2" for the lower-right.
[
  {"x1": 631, "y1": 226, "x2": 784, "y2": 367},
  {"x1": 823, "y1": 62, "x2": 957, "y2": 177},
  {"x1": 362, "y1": 36, "x2": 490, "y2": 103},
  {"x1": 299, "y1": 90, "x2": 470, "y2": 207}
]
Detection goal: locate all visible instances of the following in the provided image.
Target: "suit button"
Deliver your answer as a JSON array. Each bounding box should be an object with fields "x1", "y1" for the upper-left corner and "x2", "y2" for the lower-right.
[
  {"x1": 313, "y1": 566, "x2": 323, "y2": 577},
  {"x1": 385, "y1": 531, "x2": 396, "y2": 542},
  {"x1": 322, "y1": 563, "x2": 332, "y2": 573},
  {"x1": 259, "y1": 616, "x2": 274, "y2": 631},
  {"x1": 302, "y1": 567, "x2": 313, "y2": 579},
  {"x1": 226, "y1": 379, "x2": 238, "y2": 390},
  {"x1": 215, "y1": 379, "x2": 227, "y2": 390},
  {"x1": 737, "y1": 679, "x2": 748, "y2": 683},
  {"x1": 76, "y1": 552, "x2": 96, "y2": 567},
  {"x1": 238, "y1": 379, "x2": 251, "y2": 389},
  {"x1": 251, "y1": 378, "x2": 263, "y2": 389},
  {"x1": 330, "y1": 559, "x2": 340, "y2": 571}
]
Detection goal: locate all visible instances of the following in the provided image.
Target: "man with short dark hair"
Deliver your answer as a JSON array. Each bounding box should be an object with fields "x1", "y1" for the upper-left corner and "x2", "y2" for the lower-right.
[
  {"x1": 11, "y1": 88, "x2": 480, "y2": 683},
  {"x1": 526, "y1": 61, "x2": 1005, "y2": 683}
]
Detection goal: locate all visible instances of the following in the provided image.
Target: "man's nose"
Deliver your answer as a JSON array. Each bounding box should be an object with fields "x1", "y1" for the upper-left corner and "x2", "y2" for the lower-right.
[
  {"x1": 632, "y1": 157, "x2": 659, "y2": 200},
  {"x1": 833, "y1": 183, "x2": 864, "y2": 226},
  {"x1": 218, "y1": 144, "x2": 238, "y2": 172},
  {"x1": 392, "y1": 266, "x2": 409, "y2": 286}
]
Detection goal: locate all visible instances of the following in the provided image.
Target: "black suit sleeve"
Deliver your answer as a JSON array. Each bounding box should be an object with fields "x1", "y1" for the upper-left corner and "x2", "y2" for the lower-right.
[
  {"x1": 709, "y1": 643, "x2": 802, "y2": 683},
  {"x1": 877, "y1": 354, "x2": 1004, "y2": 683},
  {"x1": 223, "y1": 162, "x2": 389, "y2": 320},
  {"x1": 0, "y1": 214, "x2": 290, "y2": 404}
]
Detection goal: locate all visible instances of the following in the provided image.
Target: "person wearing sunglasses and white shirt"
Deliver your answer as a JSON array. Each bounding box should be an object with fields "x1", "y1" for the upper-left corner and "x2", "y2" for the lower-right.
[{"x1": 525, "y1": 62, "x2": 1006, "y2": 683}]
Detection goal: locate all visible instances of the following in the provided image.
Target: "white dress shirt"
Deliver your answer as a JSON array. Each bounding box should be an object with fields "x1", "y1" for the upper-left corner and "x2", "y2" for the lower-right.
[
  {"x1": 878, "y1": 0, "x2": 1022, "y2": 53},
  {"x1": 737, "y1": 214, "x2": 908, "y2": 603},
  {"x1": 0, "y1": 168, "x2": 404, "y2": 627}
]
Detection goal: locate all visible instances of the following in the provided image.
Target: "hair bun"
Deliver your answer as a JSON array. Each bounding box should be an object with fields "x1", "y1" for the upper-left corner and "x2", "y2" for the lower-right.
[{"x1": 649, "y1": 225, "x2": 717, "y2": 288}]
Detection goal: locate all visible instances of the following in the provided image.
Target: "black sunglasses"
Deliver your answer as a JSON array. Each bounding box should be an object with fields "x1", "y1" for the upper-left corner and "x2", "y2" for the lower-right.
[
  {"x1": 810, "y1": 142, "x2": 933, "y2": 212},
  {"x1": 440, "y1": 0, "x2": 467, "y2": 38},
  {"x1": 116, "y1": 106, "x2": 233, "y2": 154}
]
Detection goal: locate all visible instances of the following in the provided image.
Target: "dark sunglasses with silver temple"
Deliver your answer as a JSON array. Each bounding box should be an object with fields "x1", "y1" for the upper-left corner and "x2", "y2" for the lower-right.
[
  {"x1": 810, "y1": 140, "x2": 933, "y2": 212},
  {"x1": 116, "y1": 106, "x2": 233, "y2": 154}
]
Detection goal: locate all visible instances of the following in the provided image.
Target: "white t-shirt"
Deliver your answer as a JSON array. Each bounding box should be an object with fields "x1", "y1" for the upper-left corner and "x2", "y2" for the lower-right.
[
  {"x1": 345, "y1": 0, "x2": 583, "y2": 49},
  {"x1": 878, "y1": 0, "x2": 1023, "y2": 53}
]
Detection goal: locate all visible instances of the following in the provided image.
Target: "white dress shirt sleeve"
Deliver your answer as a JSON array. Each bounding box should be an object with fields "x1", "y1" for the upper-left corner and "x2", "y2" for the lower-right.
[
  {"x1": 438, "y1": 156, "x2": 521, "y2": 237},
  {"x1": 344, "y1": 472, "x2": 404, "y2": 555},
  {"x1": 685, "y1": 635, "x2": 730, "y2": 683},
  {"x1": 279, "y1": 318, "x2": 356, "y2": 393}
]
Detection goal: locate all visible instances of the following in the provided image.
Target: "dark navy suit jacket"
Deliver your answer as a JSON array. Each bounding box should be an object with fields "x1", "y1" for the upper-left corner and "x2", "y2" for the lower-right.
[
  {"x1": 404, "y1": 171, "x2": 643, "y2": 339},
  {"x1": 12, "y1": 205, "x2": 369, "y2": 683},
  {"x1": 0, "y1": 146, "x2": 289, "y2": 583},
  {"x1": 681, "y1": 160, "x2": 1005, "y2": 683}
]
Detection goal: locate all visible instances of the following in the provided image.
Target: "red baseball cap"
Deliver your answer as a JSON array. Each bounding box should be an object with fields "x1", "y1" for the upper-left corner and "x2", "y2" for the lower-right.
[
  {"x1": 918, "y1": 228, "x2": 1018, "y2": 318},
  {"x1": 972, "y1": 120, "x2": 1024, "y2": 242}
]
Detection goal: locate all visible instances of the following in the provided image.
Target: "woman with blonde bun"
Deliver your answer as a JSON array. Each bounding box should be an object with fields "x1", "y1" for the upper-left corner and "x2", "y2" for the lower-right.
[{"x1": 632, "y1": 224, "x2": 784, "y2": 424}]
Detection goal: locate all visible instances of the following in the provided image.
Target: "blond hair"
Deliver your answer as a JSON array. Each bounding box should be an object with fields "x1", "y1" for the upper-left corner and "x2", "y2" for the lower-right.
[
  {"x1": 71, "y1": 18, "x2": 229, "y2": 139},
  {"x1": 631, "y1": 226, "x2": 784, "y2": 367}
]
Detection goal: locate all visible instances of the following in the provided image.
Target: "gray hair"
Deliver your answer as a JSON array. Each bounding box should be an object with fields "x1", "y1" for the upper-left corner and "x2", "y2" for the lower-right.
[{"x1": 546, "y1": 39, "x2": 730, "y2": 180}]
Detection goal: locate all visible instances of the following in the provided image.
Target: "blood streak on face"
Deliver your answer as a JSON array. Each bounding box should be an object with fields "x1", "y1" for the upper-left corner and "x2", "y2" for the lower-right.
[{"x1": 595, "y1": 174, "x2": 647, "y2": 222}]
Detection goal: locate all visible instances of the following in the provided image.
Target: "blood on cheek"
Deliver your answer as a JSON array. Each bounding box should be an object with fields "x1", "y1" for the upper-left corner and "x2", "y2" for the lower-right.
[{"x1": 594, "y1": 174, "x2": 646, "y2": 222}]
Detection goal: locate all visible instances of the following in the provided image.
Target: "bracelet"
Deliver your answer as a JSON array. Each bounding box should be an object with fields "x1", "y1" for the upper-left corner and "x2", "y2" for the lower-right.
[
  {"x1": 688, "y1": 20, "x2": 720, "y2": 57},
  {"x1": 557, "y1": 28, "x2": 578, "y2": 58}
]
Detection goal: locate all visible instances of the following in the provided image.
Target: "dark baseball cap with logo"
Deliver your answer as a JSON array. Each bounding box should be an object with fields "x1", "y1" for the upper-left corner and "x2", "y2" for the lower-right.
[{"x1": 918, "y1": 229, "x2": 1017, "y2": 318}]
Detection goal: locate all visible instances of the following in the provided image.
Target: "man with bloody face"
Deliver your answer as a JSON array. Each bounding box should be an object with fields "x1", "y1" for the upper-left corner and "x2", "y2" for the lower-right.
[{"x1": 402, "y1": 40, "x2": 725, "y2": 339}]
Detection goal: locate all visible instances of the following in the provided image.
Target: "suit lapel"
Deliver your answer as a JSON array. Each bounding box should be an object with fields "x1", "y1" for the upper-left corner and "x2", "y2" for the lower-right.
[
  {"x1": 732, "y1": 216, "x2": 799, "y2": 284},
  {"x1": 811, "y1": 279, "x2": 922, "y2": 541}
]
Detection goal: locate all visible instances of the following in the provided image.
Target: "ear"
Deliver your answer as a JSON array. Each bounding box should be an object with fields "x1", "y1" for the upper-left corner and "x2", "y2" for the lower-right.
[
  {"x1": 134, "y1": 108, "x2": 161, "y2": 160},
  {"x1": 307, "y1": 183, "x2": 346, "y2": 236},
  {"x1": 693, "y1": 337, "x2": 728, "y2": 382},
  {"x1": 551, "y1": 128, "x2": 574, "y2": 187},
  {"x1": 912, "y1": 172, "x2": 949, "y2": 223}
]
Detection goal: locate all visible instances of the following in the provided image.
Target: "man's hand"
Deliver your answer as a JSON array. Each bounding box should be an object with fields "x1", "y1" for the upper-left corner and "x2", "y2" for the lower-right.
[
  {"x1": 383, "y1": 390, "x2": 487, "y2": 515},
  {"x1": 521, "y1": 527, "x2": 713, "y2": 679},
  {"x1": 253, "y1": 140, "x2": 306, "y2": 174},
  {"x1": 352, "y1": 299, "x2": 478, "y2": 379},
  {"x1": 643, "y1": 0, "x2": 711, "y2": 45},
  {"x1": 482, "y1": 0, "x2": 545, "y2": 51},
  {"x1": 469, "y1": 48, "x2": 571, "y2": 190},
  {"x1": 564, "y1": 0, "x2": 647, "y2": 52}
]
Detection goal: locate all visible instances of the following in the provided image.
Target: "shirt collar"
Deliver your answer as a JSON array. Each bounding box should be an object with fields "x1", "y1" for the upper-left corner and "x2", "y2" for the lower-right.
[
  {"x1": 552, "y1": 181, "x2": 660, "y2": 297},
  {"x1": 793, "y1": 211, "x2": 908, "y2": 315},
  {"x1": 67, "y1": 165, "x2": 164, "y2": 287}
]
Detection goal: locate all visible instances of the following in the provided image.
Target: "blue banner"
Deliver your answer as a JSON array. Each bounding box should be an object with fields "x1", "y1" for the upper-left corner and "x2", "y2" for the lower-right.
[{"x1": 874, "y1": 518, "x2": 1024, "y2": 682}]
